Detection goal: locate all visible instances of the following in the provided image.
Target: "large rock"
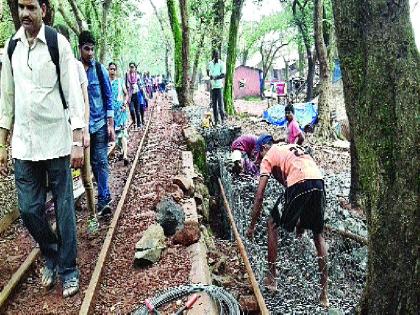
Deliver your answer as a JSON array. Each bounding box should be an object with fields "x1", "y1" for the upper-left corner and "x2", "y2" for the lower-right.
[
  {"x1": 156, "y1": 197, "x2": 185, "y2": 236},
  {"x1": 173, "y1": 176, "x2": 195, "y2": 196},
  {"x1": 173, "y1": 221, "x2": 201, "y2": 246},
  {"x1": 134, "y1": 224, "x2": 166, "y2": 267}
]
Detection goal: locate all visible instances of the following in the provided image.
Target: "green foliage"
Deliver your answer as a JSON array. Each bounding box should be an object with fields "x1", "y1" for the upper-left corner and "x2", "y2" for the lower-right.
[
  {"x1": 243, "y1": 9, "x2": 294, "y2": 51},
  {"x1": 0, "y1": 7, "x2": 15, "y2": 47}
]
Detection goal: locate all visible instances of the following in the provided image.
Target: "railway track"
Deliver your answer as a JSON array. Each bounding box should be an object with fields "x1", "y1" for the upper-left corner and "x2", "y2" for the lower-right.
[
  {"x1": 0, "y1": 99, "x2": 157, "y2": 313},
  {"x1": 2, "y1": 94, "x2": 365, "y2": 314}
]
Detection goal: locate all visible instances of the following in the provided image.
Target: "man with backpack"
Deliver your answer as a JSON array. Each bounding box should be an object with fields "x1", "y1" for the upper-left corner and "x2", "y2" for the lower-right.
[
  {"x1": 78, "y1": 30, "x2": 115, "y2": 217},
  {"x1": 0, "y1": 0, "x2": 85, "y2": 298}
]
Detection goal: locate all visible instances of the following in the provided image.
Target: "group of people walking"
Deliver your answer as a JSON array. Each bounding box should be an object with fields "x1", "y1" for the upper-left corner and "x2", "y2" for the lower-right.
[{"x1": 0, "y1": 0, "x2": 157, "y2": 298}]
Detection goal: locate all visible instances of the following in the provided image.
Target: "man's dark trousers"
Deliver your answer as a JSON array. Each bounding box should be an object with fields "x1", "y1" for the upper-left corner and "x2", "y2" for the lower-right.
[
  {"x1": 211, "y1": 88, "x2": 225, "y2": 124},
  {"x1": 14, "y1": 156, "x2": 78, "y2": 281}
]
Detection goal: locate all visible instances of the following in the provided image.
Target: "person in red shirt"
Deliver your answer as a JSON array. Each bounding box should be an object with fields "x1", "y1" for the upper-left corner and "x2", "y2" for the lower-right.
[
  {"x1": 246, "y1": 134, "x2": 329, "y2": 307},
  {"x1": 285, "y1": 104, "x2": 305, "y2": 145}
]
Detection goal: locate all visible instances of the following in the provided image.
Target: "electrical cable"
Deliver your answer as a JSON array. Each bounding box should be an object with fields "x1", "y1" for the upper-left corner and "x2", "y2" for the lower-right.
[{"x1": 133, "y1": 284, "x2": 242, "y2": 315}]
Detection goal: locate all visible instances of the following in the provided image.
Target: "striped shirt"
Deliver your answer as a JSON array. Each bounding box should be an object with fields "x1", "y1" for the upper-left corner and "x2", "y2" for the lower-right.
[{"x1": 0, "y1": 24, "x2": 84, "y2": 161}]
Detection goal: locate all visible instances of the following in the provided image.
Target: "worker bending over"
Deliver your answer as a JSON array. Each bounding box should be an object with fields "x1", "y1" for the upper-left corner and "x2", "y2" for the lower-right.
[{"x1": 246, "y1": 135, "x2": 329, "y2": 307}]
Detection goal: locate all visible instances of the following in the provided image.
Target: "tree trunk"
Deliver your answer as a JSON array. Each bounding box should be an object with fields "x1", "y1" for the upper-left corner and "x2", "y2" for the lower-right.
[
  {"x1": 305, "y1": 48, "x2": 315, "y2": 101},
  {"x1": 191, "y1": 26, "x2": 206, "y2": 94},
  {"x1": 283, "y1": 57, "x2": 289, "y2": 81},
  {"x1": 149, "y1": 0, "x2": 172, "y2": 78},
  {"x1": 167, "y1": 0, "x2": 183, "y2": 93},
  {"x1": 333, "y1": 0, "x2": 420, "y2": 313},
  {"x1": 293, "y1": 1, "x2": 315, "y2": 101},
  {"x1": 8, "y1": 0, "x2": 54, "y2": 30},
  {"x1": 68, "y1": 0, "x2": 86, "y2": 32},
  {"x1": 223, "y1": 0, "x2": 244, "y2": 115},
  {"x1": 298, "y1": 38, "x2": 305, "y2": 77},
  {"x1": 165, "y1": 46, "x2": 170, "y2": 79},
  {"x1": 178, "y1": 0, "x2": 192, "y2": 106},
  {"x1": 241, "y1": 48, "x2": 249, "y2": 65},
  {"x1": 99, "y1": 0, "x2": 112, "y2": 64},
  {"x1": 57, "y1": 1, "x2": 79, "y2": 35},
  {"x1": 314, "y1": 0, "x2": 334, "y2": 138},
  {"x1": 349, "y1": 136, "x2": 361, "y2": 207},
  {"x1": 212, "y1": 0, "x2": 225, "y2": 54},
  {"x1": 7, "y1": 0, "x2": 20, "y2": 30}
]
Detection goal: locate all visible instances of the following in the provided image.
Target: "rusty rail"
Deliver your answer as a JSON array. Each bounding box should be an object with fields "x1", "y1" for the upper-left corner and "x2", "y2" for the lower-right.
[
  {"x1": 218, "y1": 178, "x2": 270, "y2": 315},
  {"x1": 0, "y1": 104, "x2": 155, "y2": 313},
  {"x1": 79, "y1": 101, "x2": 156, "y2": 315}
]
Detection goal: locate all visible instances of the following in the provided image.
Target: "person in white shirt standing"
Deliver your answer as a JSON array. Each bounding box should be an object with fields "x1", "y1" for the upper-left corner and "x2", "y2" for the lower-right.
[
  {"x1": 207, "y1": 49, "x2": 226, "y2": 125},
  {"x1": 0, "y1": 0, "x2": 85, "y2": 298}
]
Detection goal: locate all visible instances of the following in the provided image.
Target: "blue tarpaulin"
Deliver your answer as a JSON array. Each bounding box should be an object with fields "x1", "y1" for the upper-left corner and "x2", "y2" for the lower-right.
[{"x1": 262, "y1": 102, "x2": 318, "y2": 128}]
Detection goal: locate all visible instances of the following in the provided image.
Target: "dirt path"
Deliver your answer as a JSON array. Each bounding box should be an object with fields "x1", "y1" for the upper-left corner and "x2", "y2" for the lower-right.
[
  {"x1": 3, "y1": 108, "x2": 150, "y2": 314},
  {"x1": 93, "y1": 98, "x2": 191, "y2": 314}
]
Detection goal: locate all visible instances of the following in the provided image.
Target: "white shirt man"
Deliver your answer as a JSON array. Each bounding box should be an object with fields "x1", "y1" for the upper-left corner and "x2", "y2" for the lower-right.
[{"x1": 0, "y1": 5, "x2": 85, "y2": 297}]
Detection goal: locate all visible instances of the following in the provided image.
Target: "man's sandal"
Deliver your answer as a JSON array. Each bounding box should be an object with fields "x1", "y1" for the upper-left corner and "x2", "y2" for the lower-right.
[
  {"x1": 41, "y1": 266, "x2": 57, "y2": 289},
  {"x1": 63, "y1": 276, "x2": 80, "y2": 298}
]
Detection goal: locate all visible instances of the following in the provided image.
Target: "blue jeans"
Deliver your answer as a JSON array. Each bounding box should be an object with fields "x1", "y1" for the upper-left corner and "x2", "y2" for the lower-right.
[
  {"x1": 14, "y1": 156, "x2": 78, "y2": 281},
  {"x1": 90, "y1": 123, "x2": 111, "y2": 208}
]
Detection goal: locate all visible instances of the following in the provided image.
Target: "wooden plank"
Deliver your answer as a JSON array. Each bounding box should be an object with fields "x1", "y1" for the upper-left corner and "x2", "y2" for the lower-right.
[
  {"x1": 0, "y1": 208, "x2": 20, "y2": 235},
  {"x1": 0, "y1": 222, "x2": 56, "y2": 309},
  {"x1": 218, "y1": 178, "x2": 270, "y2": 315},
  {"x1": 79, "y1": 103, "x2": 156, "y2": 315},
  {"x1": 0, "y1": 248, "x2": 40, "y2": 308},
  {"x1": 325, "y1": 225, "x2": 368, "y2": 245}
]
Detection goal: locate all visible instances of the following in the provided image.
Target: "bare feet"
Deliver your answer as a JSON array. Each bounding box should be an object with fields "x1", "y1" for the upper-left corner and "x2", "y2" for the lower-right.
[
  {"x1": 263, "y1": 274, "x2": 278, "y2": 293},
  {"x1": 319, "y1": 290, "x2": 330, "y2": 308}
]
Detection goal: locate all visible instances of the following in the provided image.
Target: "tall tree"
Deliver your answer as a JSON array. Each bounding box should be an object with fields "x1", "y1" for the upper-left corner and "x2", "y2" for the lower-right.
[
  {"x1": 333, "y1": 0, "x2": 419, "y2": 313},
  {"x1": 98, "y1": 0, "x2": 112, "y2": 63},
  {"x1": 292, "y1": 0, "x2": 315, "y2": 101},
  {"x1": 259, "y1": 36, "x2": 289, "y2": 83},
  {"x1": 212, "y1": 0, "x2": 225, "y2": 54},
  {"x1": 223, "y1": 0, "x2": 245, "y2": 115},
  {"x1": 149, "y1": 0, "x2": 172, "y2": 78},
  {"x1": 179, "y1": 0, "x2": 192, "y2": 106},
  {"x1": 191, "y1": 20, "x2": 206, "y2": 92},
  {"x1": 313, "y1": 0, "x2": 334, "y2": 138},
  {"x1": 167, "y1": 0, "x2": 183, "y2": 92}
]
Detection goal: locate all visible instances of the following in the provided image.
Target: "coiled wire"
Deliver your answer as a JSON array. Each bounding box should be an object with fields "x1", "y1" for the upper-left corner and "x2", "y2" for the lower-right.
[{"x1": 133, "y1": 284, "x2": 242, "y2": 315}]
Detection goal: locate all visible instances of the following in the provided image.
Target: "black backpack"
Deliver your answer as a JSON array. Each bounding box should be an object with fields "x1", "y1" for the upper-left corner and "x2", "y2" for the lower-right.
[{"x1": 7, "y1": 26, "x2": 107, "y2": 110}]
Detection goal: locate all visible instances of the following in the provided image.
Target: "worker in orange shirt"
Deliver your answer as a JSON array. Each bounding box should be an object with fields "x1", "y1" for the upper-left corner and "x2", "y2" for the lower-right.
[{"x1": 246, "y1": 134, "x2": 329, "y2": 308}]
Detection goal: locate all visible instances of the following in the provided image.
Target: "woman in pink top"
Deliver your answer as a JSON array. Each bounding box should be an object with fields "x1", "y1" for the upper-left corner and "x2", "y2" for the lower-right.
[
  {"x1": 246, "y1": 135, "x2": 329, "y2": 307},
  {"x1": 285, "y1": 104, "x2": 305, "y2": 145}
]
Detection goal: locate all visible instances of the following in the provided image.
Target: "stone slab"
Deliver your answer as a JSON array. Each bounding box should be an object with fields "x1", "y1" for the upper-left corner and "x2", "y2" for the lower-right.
[{"x1": 180, "y1": 151, "x2": 217, "y2": 315}]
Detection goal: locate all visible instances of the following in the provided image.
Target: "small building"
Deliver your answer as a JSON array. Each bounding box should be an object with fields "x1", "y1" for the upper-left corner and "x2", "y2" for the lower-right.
[{"x1": 233, "y1": 65, "x2": 261, "y2": 99}]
